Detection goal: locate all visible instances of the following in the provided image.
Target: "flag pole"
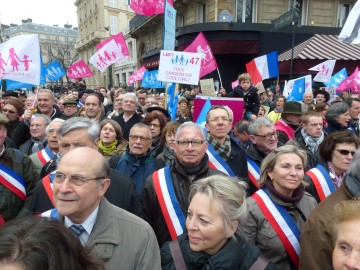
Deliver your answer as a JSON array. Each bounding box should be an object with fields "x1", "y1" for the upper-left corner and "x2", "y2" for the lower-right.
[{"x1": 217, "y1": 68, "x2": 223, "y2": 89}]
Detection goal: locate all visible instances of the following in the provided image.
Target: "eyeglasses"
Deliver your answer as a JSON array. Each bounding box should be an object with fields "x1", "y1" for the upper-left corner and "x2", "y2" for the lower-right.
[
  {"x1": 176, "y1": 140, "x2": 205, "y2": 147},
  {"x1": 2, "y1": 109, "x2": 17, "y2": 114},
  {"x1": 115, "y1": 99, "x2": 122, "y2": 102},
  {"x1": 147, "y1": 123, "x2": 160, "y2": 128},
  {"x1": 54, "y1": 172, "x2": 105, "y2": 186},
  {"x1": 254, "y1": 131, "x2": 278, "y2": 140},
  {"x1": 129, "y1": 135, "x2": 151, "y2": 142},
  {"x1": 336, "y1": 149, "x2": 356, "y2": 156},
  {"x1": 208, "y1": 116, "x2": 230, "y2": 123},
  {"x1": 30, "y1": 124, "x2": 46, "y2": 128}
]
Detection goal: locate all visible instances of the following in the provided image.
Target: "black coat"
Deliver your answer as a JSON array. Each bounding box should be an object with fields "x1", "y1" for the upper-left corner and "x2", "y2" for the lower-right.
[
  {"x1": 112, "y1": 112, "x2": 143, "y2": 141},
  {"x1": 224, "y1": 85, "x2": 260, "y2": 115},
  {"x1": 161, "y1": 232, "x2": 275, "y2": 269}
]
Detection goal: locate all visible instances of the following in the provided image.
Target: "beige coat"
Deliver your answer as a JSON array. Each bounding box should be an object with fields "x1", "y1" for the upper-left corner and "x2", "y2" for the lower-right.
[{"x1": 240, "y1": 190, "x2": 317, "y2": 270}]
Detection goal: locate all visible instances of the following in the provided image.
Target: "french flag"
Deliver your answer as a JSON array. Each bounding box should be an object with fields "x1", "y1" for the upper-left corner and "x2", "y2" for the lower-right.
[{"x1": 246, "y1": 51, "x2": 279, "y2": 85}]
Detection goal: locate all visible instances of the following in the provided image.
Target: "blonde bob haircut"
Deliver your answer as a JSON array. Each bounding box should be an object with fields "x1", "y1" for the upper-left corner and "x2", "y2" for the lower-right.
[
  {"x1": 259, "y1": 145, "x2": 308, "y2": 187},
  {"x1": 332, "y1": 200, "x2": 360, "y2": 243},
  {"x1": 189, "y1": 175, "x2": 247, "y2": 238}
]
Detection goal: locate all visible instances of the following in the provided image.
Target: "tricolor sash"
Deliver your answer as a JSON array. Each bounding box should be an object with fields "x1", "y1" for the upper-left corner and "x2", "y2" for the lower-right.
[
  {"x1": 36, "y1": 146, "x2": 54, "y2": 166},
  {"x1": 40, "y1": 208, "x2": 58, "y2": 220},
  {"x1": 153, "y1": 166, "x2": 185, "y2": 240},
  {"x1": 306, "y1": 164, "x2": 335, "y2": 201},
  {"x1": 207, "y1": 145, "x2": 235, "y2": 177},
  {"x1": 42, "y1": 172, "x2": 56, "y2": 206},
  {"x1": 247, "y1": 156, "x2": 260, "y2": 189},
  {"x1": 252, "y1": 189, "x2": 300, "y2": 267},
  {"x1": 0, "y1": 163, "x2": 26, "y2": 200}
]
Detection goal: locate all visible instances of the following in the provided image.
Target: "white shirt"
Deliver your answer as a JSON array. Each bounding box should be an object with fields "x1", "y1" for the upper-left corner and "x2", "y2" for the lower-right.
[{"x1": 64, "y1": 206, "x2": 99, "y2": 246}]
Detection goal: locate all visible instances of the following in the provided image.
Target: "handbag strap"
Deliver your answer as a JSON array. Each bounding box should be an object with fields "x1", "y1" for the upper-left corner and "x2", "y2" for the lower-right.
[
  {"x1": 249, "y1": 255, "x2": 269, "y2": 270},
  {"x1": 169, "y1": 240, "x2": 187, "y2": 270}
]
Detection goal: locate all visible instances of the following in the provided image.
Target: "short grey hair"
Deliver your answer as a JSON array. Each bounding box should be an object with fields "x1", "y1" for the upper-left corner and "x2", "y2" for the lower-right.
[
  {"x1": 248, "y1": 117, "x2": 274, "y2": 135},
  {"x1": 38, "y1": 89, "x2": 55, "y2": 99},
  {"x1": 32, "y1": 114, "x2": 51, "y2": 125},
  {"x1": 45, "y1": 118, "x2": 65, "y2": 134},
  {"x1": 123, "y1": 92, "x2": 138, "y2": 106},
  {"x1": 57, "y1": 117, "x2": 100, "y2": 143},
  {"x1": 175, "y1": 122, "x2": 205, "y2": 141},
  {"x1": 130, "y1": 123, "x2": 152, "y2": 140},
  {"x1": 325, "y1": 102, "x2": 349, "y2": 122}
]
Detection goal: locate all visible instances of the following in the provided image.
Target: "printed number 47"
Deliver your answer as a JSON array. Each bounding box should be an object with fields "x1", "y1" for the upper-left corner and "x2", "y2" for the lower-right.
[{"x1": 189, "y1": 57, "x2": 200, "y2": 64}]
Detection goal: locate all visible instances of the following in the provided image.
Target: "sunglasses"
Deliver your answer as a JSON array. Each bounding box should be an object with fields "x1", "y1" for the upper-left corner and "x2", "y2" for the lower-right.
[{"x1": 336, "y1": 149, "x2": 356, "y2": 156}]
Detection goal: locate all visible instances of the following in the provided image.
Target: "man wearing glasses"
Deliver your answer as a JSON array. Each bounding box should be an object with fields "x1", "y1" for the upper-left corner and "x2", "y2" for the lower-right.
[
  {"x1": 46, "y1": 147, "x2": 161, "y2": 269},
  {"x1": 247, "y1": 117, "x2": 279, "y2": 192},
  {"x1": 140, "y1": 122, "x2": 225, "y2": 247},
  {"x1": 204, "y1": 105, "x2": 249, "y2": 190},
  {"x1": 109, "y1": 123, "x2": 164, "y2": 197}
]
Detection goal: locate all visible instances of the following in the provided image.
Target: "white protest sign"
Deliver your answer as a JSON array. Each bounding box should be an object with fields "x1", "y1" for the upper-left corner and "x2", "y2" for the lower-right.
[{"x1": 158, "y1": 50, "x2": 201, "y2": 85}]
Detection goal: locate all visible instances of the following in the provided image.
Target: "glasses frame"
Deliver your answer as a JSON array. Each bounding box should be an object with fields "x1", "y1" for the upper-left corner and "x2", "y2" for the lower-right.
[
  {"x1": 335, "y1": 149, "x2": 356, "y2": 156},
  {"x1": 176, "y1": 140, "x2": 205, "y2": 147},
  {"x1": 129, "y1": 135, "x2": 151, "y2": 143},
  {"x1": 253, "y1": 131, "x2": 278, "y2": 140},
  {"x1": 54, "y1": 172, "x2": 105, "y2": 186}
]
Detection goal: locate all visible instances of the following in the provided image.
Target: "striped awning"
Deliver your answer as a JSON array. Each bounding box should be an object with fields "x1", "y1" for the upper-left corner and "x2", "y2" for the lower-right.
[{"x1": 278, "y1": 34, "x2": 360, "y2": 61}]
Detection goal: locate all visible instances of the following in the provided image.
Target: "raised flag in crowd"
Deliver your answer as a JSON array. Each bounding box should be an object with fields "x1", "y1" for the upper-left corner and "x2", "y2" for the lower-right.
[
  {"x1": 338, "y1": 0, "x2": 360, "y2": 44},
  {"x1": 336, "y1": 67, "x2": 360, "y2": 93},
  {"x1": 142, "y1": 70, "x2": 165, "y2": 88},
  {"x1": 0, "y1": 34, "x2": 41, "y2": 85},
  {"x1": 286, "y1": 77, "x2": 306, "y2": 101},
  {"x1": 184, "y1": 32, "x2": 218, "y2": 78},
  {"x1": 195, "y1": 97, "x2": 212, "y2": 130},
  {"x1": 130, "y1": 0, "x2": 174, "y2": 16},
  {"x1": 166, "y1": 82, "x2": 178, "y2": 121},
  {"x1": 309, "y1": 60, "x2": 336, "y2": 83},
  {"x1": 245, "y1": 51, "x2": 279, "y2": 85},
  {"x1": 45, "y1": 61, "x2": 66, "y2": 81},
  {"x1": 324, "y1": 67, "x2": 347, "y2": 88},
  {"x1": 96, "y1": 32, "x2": 130, "y2": 57},
  {"x1": 67, "y1": 60, "x2": 94, "y2": 79},
  {"x1": 128, "y1": 66, "x2": 147, "y2": 84},
  {"x1": 231, "y1": 79, "x2": 239, "y2": 89},
  {"x1": 283, "y1": 75, "x2": 312, "y2": 99},
  {"x1": 1, "y1": 79, "x2": 35, "y2": 90},
  {"x1": 89, "y1": 39, "x2": 122, "y2": 73}
]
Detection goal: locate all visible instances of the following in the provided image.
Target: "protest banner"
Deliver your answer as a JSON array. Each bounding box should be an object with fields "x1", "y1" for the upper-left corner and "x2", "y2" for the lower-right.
[
  {"x1": 158, "y1": 50, "x2": 201, "y2": 85},
  {"x1": 199, "y1": 78, "x2": 215, "y2": 96}
]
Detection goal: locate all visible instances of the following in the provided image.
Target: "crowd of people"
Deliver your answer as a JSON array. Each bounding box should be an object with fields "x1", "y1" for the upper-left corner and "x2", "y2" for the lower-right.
[{"x1": 0, "y1": 72, "x2": 359, "y2": 270}]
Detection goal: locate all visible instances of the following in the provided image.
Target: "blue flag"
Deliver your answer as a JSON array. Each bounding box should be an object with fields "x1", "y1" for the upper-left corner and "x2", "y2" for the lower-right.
[
  {"x1": 4, "y1": 79, "x2": 36, "y2": 90},
  {"x1": 40, "y1": 54, "x2": 46, "y2": 85},
  {"x1": 196, "y1": 98, "x2": 212, "y2": 132},
  {"x1": 324, "y1": 68, "x2": 347, "y2": 88},
  {"x1": 166, "y1": 83, "x2": 178, "y2": 121},
  {"x1": 45, "y1": 61, "x2": 66, "y2": 81},
  {"x1": 141, "y1": 70, "x2": 165, "y2": 88},
  {"x1": 287, "y1": 78, "x2": 305, "y2": 101}
]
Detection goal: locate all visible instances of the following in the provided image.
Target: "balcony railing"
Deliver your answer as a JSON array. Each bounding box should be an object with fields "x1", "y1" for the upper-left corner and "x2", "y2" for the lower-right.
[{"x1": 129, "y1": 14, "x2": 153, "y2": 32}]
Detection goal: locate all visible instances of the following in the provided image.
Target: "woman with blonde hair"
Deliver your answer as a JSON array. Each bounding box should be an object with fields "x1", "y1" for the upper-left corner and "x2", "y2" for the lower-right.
[
  {"x1": 161, "y1": 175, "x2": 275, "y2": 269},
  {"x1": 241, "y1": 145, "x2": 317, "y2": 270}
]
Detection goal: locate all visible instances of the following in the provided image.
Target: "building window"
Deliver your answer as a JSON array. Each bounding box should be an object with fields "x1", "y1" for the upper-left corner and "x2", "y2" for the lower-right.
[
  {"x1": 109, "y1": 0, "x2": 118, "y2": 8},
  {"x1": 196, "y1": 3, "x2": 206, "y2": 23},
  {"x1": 128, "y1": 41, "x2": 133, "y2": 59},
  {"x1": 110, "y1": 16, "x2": 118, "y2": 34},
  {"x1": 337, "y1": 2, "x2": 353, "y2": 27},
  {"x1": 236, "y1": 0, "x2": 254, "y2": 23}
]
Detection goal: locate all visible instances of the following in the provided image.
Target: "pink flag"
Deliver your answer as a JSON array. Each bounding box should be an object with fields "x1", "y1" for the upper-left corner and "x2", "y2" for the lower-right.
[
  {"x1": 130, "y1": 0, "x2": 173, "y2": 16},
  {"x1": 336, "y1": 67, "x2": 360, "y2": 93},
  {"x1": 231, "y1": 80, "x2": 239, "y2": 89},
  {"x1": 67, "y1": 60, "x2": 94, "y2": 79},
  {"x1": 184, "y1": 32, "x2": 218, "y2": 78},
  {"x1": 89, "y1": 39, "x2": 122, "y2": 73},
  {"x1": 96, "y1": 32, "x2": 129, "y2": 56},
  {"x1": 128, "y1": 66, "x2": 147, "y2": 85}
]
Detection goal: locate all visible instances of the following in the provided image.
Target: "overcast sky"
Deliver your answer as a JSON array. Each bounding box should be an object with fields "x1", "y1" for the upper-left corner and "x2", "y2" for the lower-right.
[{"x1": 0, "y1": 0, "x2": 78, "y2": 27}]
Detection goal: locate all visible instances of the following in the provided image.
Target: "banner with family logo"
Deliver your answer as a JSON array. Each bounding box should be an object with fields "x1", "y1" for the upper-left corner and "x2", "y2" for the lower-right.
[{"x1": 158, "y1": 50, "x2": 202, "y2": 85}]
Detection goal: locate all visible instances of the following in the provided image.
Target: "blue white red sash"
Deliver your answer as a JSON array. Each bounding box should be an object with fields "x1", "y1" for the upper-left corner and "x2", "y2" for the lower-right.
[
  {"x1": 206, "y1": 145, "x2": 235, "y2": 177},
  {"x1": 252, "y1": 189, "x2": 300, "y2": 267},
  {"x1": 247, "y1": 156, "x2": 260, "y2": 189},
  {"x1": 0, "y1": 163, "x2": 26, "y2": 200},
  {"x1": 306, "y1": 164, "x2": 335, "y2": 201},
  {"x1": 153, "y1": 166, "x2": 185, "y2": 240},
  {"x1": 42, "y1": 172, "x2": 55, "y2": 206},
  {"x1": 40, "y1": 208, "x2": 58, "y2": 220},
  {"x1": 36, "y1": 146, "x2": 54, "y2": 166}
]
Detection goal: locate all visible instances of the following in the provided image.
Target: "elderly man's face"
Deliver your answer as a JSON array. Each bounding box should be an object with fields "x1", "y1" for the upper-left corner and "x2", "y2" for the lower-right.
[
  {"x1": 122, "y1": 96, "x2": 137, "y2": 113},
  {"x1": 37, "y1": 92, "x2": 55, "y2": 114},
  {"x1": 30, "y1": 117, "x2": 47, "y2": 140},
  {"x1": 53, "y1": 148, "x2": 109, "y2": 224},
  {"x1": 46, "y1": 121, "x2": 63, "y2": 152},
  {"x1": 174, "y1": 126, "x2": 208, "y2": 166},
  {"x1": 129, "y1": 127, "x2": 152, "y2": 157},
  {"x1": 59, "y1": 129, "x2": 97, "y2": 157},
  {"x1": 303, "y1": 93, "x2": 313, "y2": 104},
  {"x1": 205, "y1": 108, "x2": 230, "y2": 141}
]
